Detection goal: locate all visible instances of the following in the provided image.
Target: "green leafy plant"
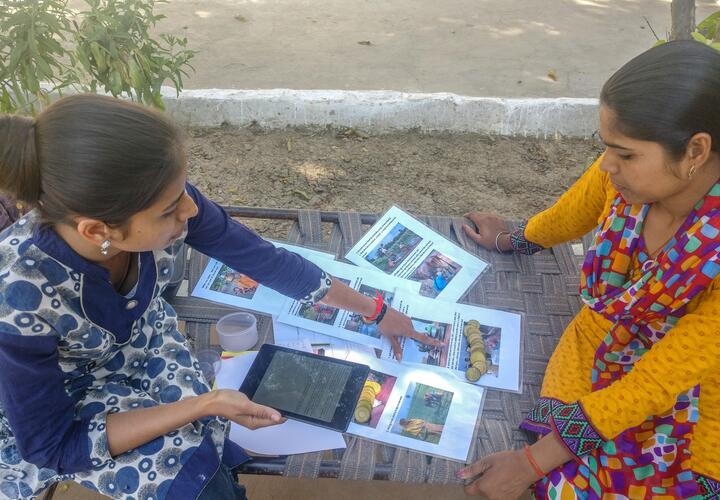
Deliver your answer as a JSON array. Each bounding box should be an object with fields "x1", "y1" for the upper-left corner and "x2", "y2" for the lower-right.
[
  {"x1": 0, "y1": 0, "x2": 195, "y2": 114},
  {"x1": 0, "y1": 0, "x2": 78, "y2": 113},
  {"x1": 691, "y1": 11, "x2": 720, "y2": 49},
  {"x1": 653, "y1": 10, "x2": 720, "y2": 51},
  {"x1": 73, "y1": 0, "x2": 194, "y2": 109}
]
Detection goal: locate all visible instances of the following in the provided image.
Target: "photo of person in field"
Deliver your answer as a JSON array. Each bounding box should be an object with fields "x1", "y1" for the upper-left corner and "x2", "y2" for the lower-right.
[
  {"x1": 209, "y1": 265, "x2": 259, "y2": 299},
  {"x1": 391, "y1": 382, "x2": 453, "y2": 444},
  {"x1": 364, "y1": 223, "x2": 422, "y2": 273}
]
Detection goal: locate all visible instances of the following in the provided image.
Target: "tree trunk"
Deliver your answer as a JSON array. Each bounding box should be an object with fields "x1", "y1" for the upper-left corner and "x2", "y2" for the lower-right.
[{"x1": 671, "y1": 0, "x2": 696, "y2": 40}]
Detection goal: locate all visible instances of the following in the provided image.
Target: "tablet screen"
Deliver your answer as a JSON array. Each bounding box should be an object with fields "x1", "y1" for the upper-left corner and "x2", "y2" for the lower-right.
[{"x1": 252, "y1": 350, "x2": 353, "y2": 422}]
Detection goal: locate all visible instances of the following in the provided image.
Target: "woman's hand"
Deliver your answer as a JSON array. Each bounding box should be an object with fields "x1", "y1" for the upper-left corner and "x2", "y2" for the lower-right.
[
  {"x1": 458, "y1": 450, "x2": 537, "y2": 499},
  {"x1": 204, "y1": 389, "x2": 286, "y2": 430},
  {"x1": 319, "y1": 277, "x2": 443, "y2": 360},
  {"x1": 378, "y1": 307, "x2": 444, "y2": 360},
  {"x1": 463, "y1": 212, "x2": 512, "y2": 252}
]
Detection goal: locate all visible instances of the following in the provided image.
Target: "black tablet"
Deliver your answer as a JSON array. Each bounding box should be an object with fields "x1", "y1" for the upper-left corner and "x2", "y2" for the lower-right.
[{"x1": 239, "y1": 344, "x2": 370, "y2": 432}]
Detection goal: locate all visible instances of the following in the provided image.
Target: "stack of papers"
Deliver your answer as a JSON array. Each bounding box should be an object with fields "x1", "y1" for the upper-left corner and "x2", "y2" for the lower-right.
[{"x1": 192, "y1": 206, "x2": 523, "y2": 462}]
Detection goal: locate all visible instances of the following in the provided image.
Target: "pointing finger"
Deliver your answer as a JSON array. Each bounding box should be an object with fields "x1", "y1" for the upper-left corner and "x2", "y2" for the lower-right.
[{"x1": 390, "y1": 336, "x2": 403, "y2": 361}]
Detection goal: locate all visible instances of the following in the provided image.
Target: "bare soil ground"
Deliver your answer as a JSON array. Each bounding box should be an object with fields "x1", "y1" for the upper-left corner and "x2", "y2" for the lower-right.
[{"x1": 186, "y1": 125, "x2": 603, "y2": 235}]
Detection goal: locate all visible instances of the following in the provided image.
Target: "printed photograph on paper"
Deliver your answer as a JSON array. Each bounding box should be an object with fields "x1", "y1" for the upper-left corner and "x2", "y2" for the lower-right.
[
  {"x1": 459, "y1": 321, "x2": 502, "y2": 377},
  {"x1": 390, "y1": 382, "x2": 453, "y2": 444},
  {"x1": 209, "y1": 265, "x2": 259, "y2": 300},
  {"x1": 364, "y1": 223, "x2": 422, "y2": 273},
  {"x1": 398, "y1": 318, "x2": 452, "y2": 367},
  {"x1": 408, "y1": 251, "x2": 463, "y2": 298},
  {"x1": 352, "y1": 370, "x2": 398, "y2": 429}
]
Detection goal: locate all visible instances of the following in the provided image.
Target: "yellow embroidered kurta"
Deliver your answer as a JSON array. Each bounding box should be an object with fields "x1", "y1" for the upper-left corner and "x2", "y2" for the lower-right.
[{"x1": 525, "y1": 156, "x2": 720, "y2": 481}]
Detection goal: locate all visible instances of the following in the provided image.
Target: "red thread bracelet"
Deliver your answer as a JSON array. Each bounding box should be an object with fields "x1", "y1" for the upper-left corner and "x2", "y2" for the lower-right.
[
  {"x1": 523, "y1": 445, "x2": 545, "y2": 480},
  {"x1": 362, "y1": 292, "x2": 384, "y2": 323}
]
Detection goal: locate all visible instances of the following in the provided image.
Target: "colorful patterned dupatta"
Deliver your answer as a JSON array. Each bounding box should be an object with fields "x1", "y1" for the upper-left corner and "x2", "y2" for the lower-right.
[
  {"x1": 581, "y1": 181, "x2": 720, "y2": 385},
  {"x1": 568, "y1": 180, "x2": 720, "y2": 498}
]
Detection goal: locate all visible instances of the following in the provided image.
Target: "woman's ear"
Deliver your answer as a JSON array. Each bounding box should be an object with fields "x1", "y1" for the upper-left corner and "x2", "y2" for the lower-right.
[
  {"x1": 75, "y1": 217, "x2": 112, "y2": 247},
  {"x1": 685, "y1": 132, "x2": 713, "y2": 170}
]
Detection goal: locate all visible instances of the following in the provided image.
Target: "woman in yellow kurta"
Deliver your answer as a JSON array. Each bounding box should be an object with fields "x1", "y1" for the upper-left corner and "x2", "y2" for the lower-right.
[{"x1": 457, "y1": 40, "x2": 720, "y2": 500}]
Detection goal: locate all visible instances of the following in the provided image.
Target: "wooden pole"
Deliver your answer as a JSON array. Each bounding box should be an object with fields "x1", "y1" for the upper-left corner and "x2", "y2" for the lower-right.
[{"x1": 671, "y1": 0, "x2": 696, "y2": 40}]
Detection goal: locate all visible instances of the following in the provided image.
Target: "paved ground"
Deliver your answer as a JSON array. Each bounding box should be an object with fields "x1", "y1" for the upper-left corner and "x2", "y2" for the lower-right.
[{"x1": 144, "y1": 0, "x2": 718, "y2": 97}]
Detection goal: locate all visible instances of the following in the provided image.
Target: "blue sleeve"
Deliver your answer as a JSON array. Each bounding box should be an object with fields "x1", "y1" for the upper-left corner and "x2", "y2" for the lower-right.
[
  {"x1": 0, "y1": 330, "x2": 95, "y2": 474},
  {"x1": 184, "y1": 183, "x2": 323, "y2": 300}
]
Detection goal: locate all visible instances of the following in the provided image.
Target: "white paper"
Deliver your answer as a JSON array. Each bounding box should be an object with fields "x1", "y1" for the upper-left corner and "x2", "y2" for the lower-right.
[
  {"x1": 191, "y1": 242, "x2": 336, "y2": 316},
  {"x1": 381, "y1": 291, "x2": 523, "y2": 392},
  {"x1": 336, "y1": 351, "x2": 484, "y2": 462},
  {"x1": 276, "y1": 259, "x2": 421, "y2": 348},
  {"x1": 273, "y1": 320, "x2": 377, "y2": 360},
  {"x1": 345, "y1": 206, "x2": 489, "y2": 302},
  {"x1": 215, "y1": 352, "x2": 347, "y2": 455}
]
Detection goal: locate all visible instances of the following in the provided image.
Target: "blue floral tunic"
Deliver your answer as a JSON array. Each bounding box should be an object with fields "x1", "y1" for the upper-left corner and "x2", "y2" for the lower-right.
[{"x1": 0, "y1": 185, "x2": 325, "y2": 499}]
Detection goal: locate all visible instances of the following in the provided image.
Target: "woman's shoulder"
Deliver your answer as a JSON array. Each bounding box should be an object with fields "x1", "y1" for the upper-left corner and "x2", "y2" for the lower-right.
[
  {"x1": 584, "y1": 152, "x2": 615, "y2": 200},
  {"x1": 0, "y1": 213, "x2": 80, "y2": 329},
  {"x1": 0, "y1": 212, "x2": 42, "y2": 270}
]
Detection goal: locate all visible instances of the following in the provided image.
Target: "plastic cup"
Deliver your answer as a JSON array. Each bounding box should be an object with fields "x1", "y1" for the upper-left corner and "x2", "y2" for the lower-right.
[
  {"x1": 196, "y1": 349, "x2": 221, "y2": 383},
  {"x1": 216, "y1": 312, "x2": 258, "y2": 352}
]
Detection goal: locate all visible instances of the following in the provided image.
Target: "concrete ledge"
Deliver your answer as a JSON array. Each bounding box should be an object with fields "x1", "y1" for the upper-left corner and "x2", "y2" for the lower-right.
[{"x1": 161, "y1": 88, "x2": 599, "y2": 138}]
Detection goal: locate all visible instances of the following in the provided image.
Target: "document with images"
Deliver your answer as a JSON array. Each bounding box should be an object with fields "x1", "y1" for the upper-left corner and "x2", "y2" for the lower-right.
[
  {"x1": 276, "y1": 259, "x2": 421, "y2": 349},
  {"x1": 381, "y1": 291, "x2": 523, "y2": 392},
  {"x1": 272, "y1": 321, "x2": 376, "y2": 359},
  {"x1": 344, "y1": 206, "x2": 489, "y2": 302},
  {"x1": 192, "y1": 242, "x2": 336, "y2": 316},
  {"x1": 339, "y1": 351, "x2": 484, "y2": 462}
]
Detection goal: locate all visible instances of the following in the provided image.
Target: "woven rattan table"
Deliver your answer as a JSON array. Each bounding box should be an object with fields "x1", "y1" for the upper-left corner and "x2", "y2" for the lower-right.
[{"x1": 163, "y1": 207, "x2": 585, "y2": 484}]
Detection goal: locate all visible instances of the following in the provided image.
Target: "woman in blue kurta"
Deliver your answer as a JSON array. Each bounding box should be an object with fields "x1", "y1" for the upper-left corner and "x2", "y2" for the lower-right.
[{"x1": 0, "y1": 94, "x2": 433, "y2": 499}]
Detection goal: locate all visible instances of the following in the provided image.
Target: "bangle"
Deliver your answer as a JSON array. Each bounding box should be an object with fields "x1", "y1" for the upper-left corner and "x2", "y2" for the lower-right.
[
  {"x1": 362, "y1": 292, "x2": 384, "y2": 323},
  {"x1": 373, "y1": 303, "x2": 388, "y2": 325},
  {"x1": 523, "y1": 445, "x2": 545, "y2": 480},
  {"x1": 495, "y1": 231, "x2": 511, "y2": 253}
]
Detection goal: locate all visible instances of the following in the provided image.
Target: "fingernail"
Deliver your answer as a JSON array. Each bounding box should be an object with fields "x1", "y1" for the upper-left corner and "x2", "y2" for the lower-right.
[
  {"x1": 272, "y1": 414, "x2": 281, "y2": 422},
  {"x1": 456, "y1": 469, "x2": 466, "y2": 478}
]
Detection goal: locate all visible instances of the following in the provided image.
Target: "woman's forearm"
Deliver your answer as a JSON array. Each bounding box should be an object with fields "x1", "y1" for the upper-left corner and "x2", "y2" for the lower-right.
[
  {"x1": 530, "y1": 431, "x2": 574, "y2": 475},
  {"x1": 321, "y1": 277, "x2": 376, "y2": 317},
  {"x1": 105, "y1": 392, "x2": 212, "y2": 457}
]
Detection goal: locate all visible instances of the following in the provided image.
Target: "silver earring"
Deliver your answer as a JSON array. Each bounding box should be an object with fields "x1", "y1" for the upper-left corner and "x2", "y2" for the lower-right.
[
  {"x1": 100, "y1": 240, "x2": 110, "y2": 256},
  {"x1": 688, "y1": 164, "x2": 697, "y2": 180}
]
